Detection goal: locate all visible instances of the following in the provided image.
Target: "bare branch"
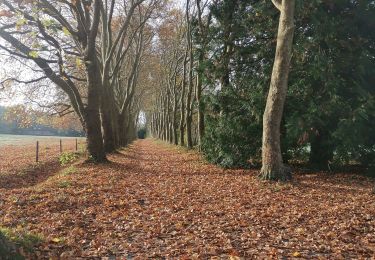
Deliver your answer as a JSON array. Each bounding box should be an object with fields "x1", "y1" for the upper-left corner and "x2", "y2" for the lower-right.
[{"x1": 271, "y1": 0, "x2": 282, "y2": 11}]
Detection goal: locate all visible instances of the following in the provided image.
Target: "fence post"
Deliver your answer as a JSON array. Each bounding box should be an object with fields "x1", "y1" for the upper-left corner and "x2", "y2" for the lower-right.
[
  {"x1": 76, "y1": 138, "x2": 78, "y2": 152},
  {"x1": 36, "y1": 141, "x2": 39, "y2": 163},
  {"x1": 60, "y1": 139, "x2": 62, "y2": 153}
]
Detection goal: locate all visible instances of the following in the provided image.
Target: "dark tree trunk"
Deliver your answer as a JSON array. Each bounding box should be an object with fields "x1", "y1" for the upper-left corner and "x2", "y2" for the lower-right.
[
  {"x1": 173, "y1": 120, "x2": 178, "y2": 145},
  {"x1": 180, "y1": 52, "x2": 187, "y2": 146},
  {"x1": 85, "y1": 106, "x2": 106, "y2": 162},
  {"x1": 101, "y1": 104, "x2": 116, "y2": 153},
  {"x1": 196, "y1": 54, "x2": 205, "y2": 148},
  {"x1": 186, "y1": 113, "x2": 193, "y2": 149},
  {"x1": 100, "y1": 79, "x2": 118, "y2": 153},
  {"x1": 309, "y1": 129, "x2": 334, "y2": 170},
  {"x1": 118, "y1": 111, "x2": 127, "y2": 146}
]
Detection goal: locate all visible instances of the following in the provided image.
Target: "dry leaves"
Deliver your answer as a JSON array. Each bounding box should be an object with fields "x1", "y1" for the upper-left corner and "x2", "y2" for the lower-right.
[
  {"x1": 0, "y1": 139, "x2": 374, "y2": 259},
  {"x1": 0, "y1": 138, "x2": 82, "y2": 189}
]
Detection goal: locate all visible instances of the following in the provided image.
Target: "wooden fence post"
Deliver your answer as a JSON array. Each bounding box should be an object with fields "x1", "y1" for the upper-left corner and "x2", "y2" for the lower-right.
[
  {"x1": 36, "y1": 141, "x2": 39, "y2": 163},
  {"x1": 60, "y1": 139, "x2": 62, "y2": 153},
  {"x1": 76, "y1": 138, "x2": 78, "y2": 152}
]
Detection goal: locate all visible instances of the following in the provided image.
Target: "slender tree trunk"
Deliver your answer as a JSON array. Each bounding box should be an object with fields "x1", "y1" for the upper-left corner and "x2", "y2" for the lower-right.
[
  {"x1": 156, "y1": 112, "x2": 161, "y2": 138},
  {"x1": 151, "y1": 114, "x2": 155, "y2": 137},
  {"x1": 166, "y1": 93, "x2": 173, "y2": 144},
  {"x1": 196, "y1": 53, "x2": 205, "y2": 148},
  {"x1": 158, "y1": 110, "x2": 163, "y2": 139},
  {"x1": 180, "y1": 49, "x2": 188, "y2": 146},
  {"x1": 186, "y1": 110, "x2": 193, "y2": 148},
  {"x1": 173, "y1": 102, "x2": 178, "y2": 145},
  {"x1": 162, "y1": 98, "x2": 167, "y2": 141},
  {"x1": 259, "y1": 0, "x2": 295, "y2": 181},
  {"x1": 186, "y1": 42, "x2": 194, "y2": 149},
  {"x1": 185, "y1": 0, "x2": 194, "y2": 149}
]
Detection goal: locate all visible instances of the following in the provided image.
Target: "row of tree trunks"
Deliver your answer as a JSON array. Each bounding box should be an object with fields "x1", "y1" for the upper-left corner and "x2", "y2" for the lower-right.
[
  {"x1": 148, "y1": 0, "x2": 202, "y2": 150},
  {"x1": 0, "y1": 0, "x2": 155, "y2": 162}
]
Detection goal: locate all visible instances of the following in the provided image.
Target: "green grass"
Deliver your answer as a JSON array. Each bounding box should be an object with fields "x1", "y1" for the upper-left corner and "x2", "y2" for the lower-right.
[
  {"x1": 60, "y1": 166, "x2": 77, "y2": 176},
  {"x1": 59, "y1": 152, "x2": 80, "y2": 166},
  {"x1": 57, "y1": 180, "x2": 71, "y2": 188},
  {"x1": 0, "y1": 226, "x2": 43, "y2": 258}
]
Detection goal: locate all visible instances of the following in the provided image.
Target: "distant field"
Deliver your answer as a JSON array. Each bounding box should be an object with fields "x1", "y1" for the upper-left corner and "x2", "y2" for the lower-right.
[{"x1": 0, "y1": 134, "x2": 85, "y2": 147}]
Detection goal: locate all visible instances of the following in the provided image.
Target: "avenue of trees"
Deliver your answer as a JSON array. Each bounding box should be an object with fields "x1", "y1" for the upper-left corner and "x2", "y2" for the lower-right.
[
  {"x1": 1, "y1": 0, "x2": 374, "y2": 181},
  {"x1": 0, "y1": 0, "x2": 164, "y2": 162}
]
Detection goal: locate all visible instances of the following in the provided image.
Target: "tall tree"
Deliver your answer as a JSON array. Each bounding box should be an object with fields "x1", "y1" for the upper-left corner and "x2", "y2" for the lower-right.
[
  {"x1": 185, "y1": 0, "x2": 195, "y2": 149},
  {"x1": 194, "y1": 0, "x2": 212, "y2": 148},
  {"x1": 0, "y1": 0, "x2": 106, "y2": 161},
  {"x1": 99, "y1": 0, "x2": 159, "y2": 152},
  {"x1": 259, "y1": 0, "x2": 295, "y2": 181}
]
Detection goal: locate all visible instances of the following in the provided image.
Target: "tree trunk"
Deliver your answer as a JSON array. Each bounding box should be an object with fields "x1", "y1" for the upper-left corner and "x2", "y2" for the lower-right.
[
  {"x1": 186, "y1": 45, "x2": 194, "y2": 149},
  {"x1": 259, "y1": 0, "x2": 295, "y2": 181},
  {"x1": 100, "y1": 84, "x2": 117, "y2": 153},
  {"x1": 309, "y1": 128, "x2": 334, "y2": 170},
  {"x1": 185, "y1": 0, "x2": 194, "y2": 149},
  {"x1": 196, "y1": 54, "x2": 205, "y2": 148},
  {"x1": 186, "y1": 112, "x2": 193, "y2": 149},
  {"x1": 180, "y1": 49, "x2": 188, "y2": 146},
  {"x1": 118, "y1": 111, "x2": 127, "y2": 147}
]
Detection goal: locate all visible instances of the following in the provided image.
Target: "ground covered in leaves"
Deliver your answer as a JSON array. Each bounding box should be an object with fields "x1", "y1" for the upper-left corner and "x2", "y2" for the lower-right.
[
  {"x1": 0, "y1": 139, "x2": 374, "y2": 259},
  {"x1": 0, "y1": 137, "x2": 83, "y2": 182}
]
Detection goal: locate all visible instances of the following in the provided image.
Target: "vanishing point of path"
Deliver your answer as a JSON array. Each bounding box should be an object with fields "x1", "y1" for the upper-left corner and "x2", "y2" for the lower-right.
[{"x1": 0, "y1": 139, "x2": 374, "y2": 258}]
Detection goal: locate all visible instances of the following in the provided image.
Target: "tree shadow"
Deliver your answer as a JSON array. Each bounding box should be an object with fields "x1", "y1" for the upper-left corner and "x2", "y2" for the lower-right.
[
  {"x1": 0, "y1": 232, "x2": 23, "y2": 260},
  {"x1": 0, "y1": 161, "x2": 61, "y2": 190},
  {"x1": 0, "y1": 227, "x2": 44, "y2": 260},
  {"x1": 293, "y1": 174, "x2": 374, "y2": 195}
]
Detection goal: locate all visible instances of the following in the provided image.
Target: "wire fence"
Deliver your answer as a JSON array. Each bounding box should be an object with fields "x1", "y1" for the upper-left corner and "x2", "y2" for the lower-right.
[
  {"x1": 35, "y1": 138, "x2": 84, "y2": 162},
  {"x1": 0, "y1": 137, "x2": 86, "y2": 175}
]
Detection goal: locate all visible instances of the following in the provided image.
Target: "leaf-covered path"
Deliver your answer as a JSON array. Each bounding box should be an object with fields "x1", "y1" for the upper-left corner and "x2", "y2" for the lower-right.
[{"x1": 1, "y1": 139, "x2": 375, "y2": 259}]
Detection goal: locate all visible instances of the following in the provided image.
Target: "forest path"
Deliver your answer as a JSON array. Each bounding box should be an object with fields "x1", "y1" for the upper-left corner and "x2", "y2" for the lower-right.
[{"x1": 0, "y1": 139, "x2": 374, "y2": 258}]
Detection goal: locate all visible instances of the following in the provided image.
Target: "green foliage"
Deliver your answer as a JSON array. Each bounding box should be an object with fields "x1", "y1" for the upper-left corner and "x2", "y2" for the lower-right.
[
  {"x1": 0, "y1": 231, "x2": 20, "y2": 260},
  {"x1": 59, "y1": 152, "x2": 79, "y2": 166},
  {"x1": 285, "y1": 0, "x2": 375, "y2": 168},
  {"x1": 28, "y1": 51, "x2": 39, "y2": 58},
  {"x1": 60, "y1": 166, "x2": 77, "y2": 176},
  {"x1": 202, "y1": 113, "x2": 262, "y2": 168},
  {"x1": 202, "y1": 0, "x2": 375, "y2": 170},
  {"x1": 57, "y1": 180, "x2": 71, "y2": 188},
  {"x1": 0, "y1": 226, "x2": 43, "y2": 256},
  {"x1": 201, "y1": 0, "x2": 272, "y2": 167},
  {"x1": 137, "y1": 128, "x2": 147, "y2": 139}
]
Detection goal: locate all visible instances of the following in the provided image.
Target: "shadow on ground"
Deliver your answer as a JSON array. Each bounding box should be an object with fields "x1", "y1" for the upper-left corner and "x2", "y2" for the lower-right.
[
  {"x1": 0, "y1": 161, "x2": 61, "y2": 190},
  {"x1": 0, "y1": 231, "x2": 23, "y2": 260}
]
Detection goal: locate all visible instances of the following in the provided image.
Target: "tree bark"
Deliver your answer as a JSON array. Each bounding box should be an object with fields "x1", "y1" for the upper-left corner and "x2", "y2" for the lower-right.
[
  {"x1": 180, "y1": 48, "x2": 188, "y2": 146},
  {"x1": 259, "y1": 0, "x2": 295, "y2": 181},
  {"x1": 196, "y1": 53, "x2": 205, "y2": 148},
  {"x1": 186, "y1": 34, "x2": 194, "y2": 149},
  {"x1": 85, "y1": 72, "x2": 106, "y2": 162},
  {"x1": 101, "y1": 81, "x2": 117, "y2": 153},
  {"x1": 0, "y1": 1, "x2": 106, "y2": 162}
]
